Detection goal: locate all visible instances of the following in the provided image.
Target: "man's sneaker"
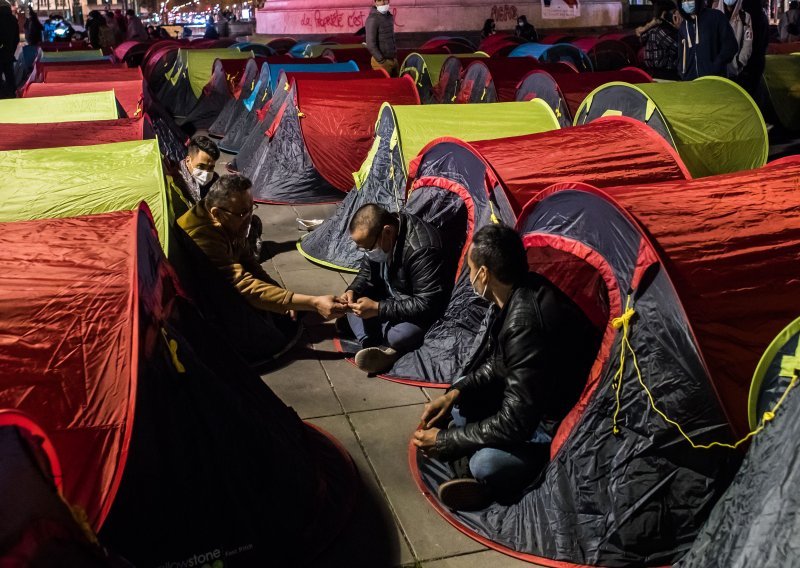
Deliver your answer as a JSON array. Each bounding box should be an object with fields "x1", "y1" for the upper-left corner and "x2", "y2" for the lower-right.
[
  {"x1": 437, "y1": 478, "x2": 492, "y2": 511},
  {"x1": 354, "y1": 346, "x2": 399, "y2": 373}
]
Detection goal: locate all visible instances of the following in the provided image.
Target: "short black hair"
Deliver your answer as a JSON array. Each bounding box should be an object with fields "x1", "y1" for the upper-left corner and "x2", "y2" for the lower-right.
[
  {"x1": 470, "y1": 224, "x2": 528, "y2": 285},
  {"x1": 188, "y1": 135, "x2": 220, "y2": 161},
  {"x1": 205, "y1": 174, "x2": 252, "y2": 209},
  {"x1": 349, "y1": 203, "x2": 398, "y2": 235},
  {"x1": 126, "y1": 8, "x2": 135, "y2": 16}
]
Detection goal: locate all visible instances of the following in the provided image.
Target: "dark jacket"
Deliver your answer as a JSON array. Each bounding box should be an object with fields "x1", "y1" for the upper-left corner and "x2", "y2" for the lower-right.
[
  {"x1": 365, "y1": 6, "x2": 396, "y2": 62},
  {"x1": 434, "y1": 272, "x2": 601, "y2": 460},
  {"x1": 0, "y1": 7, "x2": 19, "y2": 63},
  {"x1": 515, "y1": 21, "x2": 538, "y2": 42},
  {"x1": 24, "y1": 15, "x2": 43, "y2": 46},
  {"x1": 738, "y1": 0, "x2": 769, "y2": 94},
  {"x1": 677, "y1": 0, "x2": 738, "y2": 79},
  {"x1": 347, "y1": 212, "x2": 448, "y2": 327}
]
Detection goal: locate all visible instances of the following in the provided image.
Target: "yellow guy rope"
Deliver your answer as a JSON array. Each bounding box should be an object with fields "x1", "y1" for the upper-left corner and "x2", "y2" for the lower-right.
[{"x1": 611, "y1": 295, "x2": 798, "y2": 450}]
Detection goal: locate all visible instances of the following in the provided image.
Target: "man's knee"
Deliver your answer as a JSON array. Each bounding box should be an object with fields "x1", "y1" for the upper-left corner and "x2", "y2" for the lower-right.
[
  {"x1": 385, "y1": 322, "x2": 425, "y2": 352},
  {"x1": 468, "y1": 448, "x2": 506, "y2": 485}
]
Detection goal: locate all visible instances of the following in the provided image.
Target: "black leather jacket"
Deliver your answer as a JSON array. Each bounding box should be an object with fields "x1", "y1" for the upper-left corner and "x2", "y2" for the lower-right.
[
  {"x1": 434, "y1": 272, "x2": 601, "y2": 460},
  {"x1": 347, "y1": 212, "x2": 448, "y2": 327}
]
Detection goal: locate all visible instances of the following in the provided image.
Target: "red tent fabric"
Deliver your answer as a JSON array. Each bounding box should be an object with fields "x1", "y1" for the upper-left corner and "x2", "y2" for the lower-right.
[
  {"x1": 323, "y1": 47, "x2": 373, "y2": 70},
  {"x1": 322, "y1": 34, "x2": 364, "y2": 44},
  {"x1": 571, "y1": 37, "x2": 635, "y2": 70},
  {"x1": 41, "y1": 67, "x2": 143, "y2": 83},
  {"x1": 24, "y1": 81, "x2": 144, "y2": 118},
  {"x1": 295, "y1": 75, "x2": 419, "y2": 191},
  {"x1": 0, "y1": 118, "x2": 144, "y2": 150},
  {"x1": 33, "y1": 60, "x2": 125, "y2": 81},
  {"x1": 767, "y1": 41, "x2": 800, "y2": 54},
  {"x1": 551, "y1": 67, "x2": 651, "y2": 115},
  {"x1": 0, "y1": 210, "x2": 139, "y2": 529},
  {"x1": 215, "y1": 58, "x2": 251, "y2": 97},
  {"x1": 457, "y1": 58, "x2": 576, "y2": 103},
  {"x1": 411, "y1": 116, "x2": 691, "y2": 214},
  {"x1": 478, "y1": 33, "x2": 525, "y2": 56},
  {"x1": 569, "y1": 155, "x2": 800, "y2": 437}
]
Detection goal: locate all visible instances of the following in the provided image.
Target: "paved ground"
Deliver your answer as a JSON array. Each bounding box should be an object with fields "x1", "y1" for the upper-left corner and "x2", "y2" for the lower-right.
[{"x1": 213, "y1": 152, "x2": 542, "y2": 567}]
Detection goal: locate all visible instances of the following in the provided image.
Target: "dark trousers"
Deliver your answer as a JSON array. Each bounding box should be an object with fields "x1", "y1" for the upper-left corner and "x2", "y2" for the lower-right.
[
  {"x1": 346, "y1": 312, "x2": 425, "y2": 353},
  {"x1": 0, "y1": 59, "x2": 15, "y2": 98}
]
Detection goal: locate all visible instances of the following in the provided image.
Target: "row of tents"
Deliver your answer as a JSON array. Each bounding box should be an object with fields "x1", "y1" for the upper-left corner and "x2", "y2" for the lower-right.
[
  {"x1": 0, "y1": 46, "x2": 361, "y2": 567},
  {"x1": 2, "y1": 35, "x2": 799, "y2": 568}
]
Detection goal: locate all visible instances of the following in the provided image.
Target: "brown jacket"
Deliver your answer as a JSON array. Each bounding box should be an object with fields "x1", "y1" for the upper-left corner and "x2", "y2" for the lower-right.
[{"x1": 178, "y1": 200, "x2": 294, "y2": 313}]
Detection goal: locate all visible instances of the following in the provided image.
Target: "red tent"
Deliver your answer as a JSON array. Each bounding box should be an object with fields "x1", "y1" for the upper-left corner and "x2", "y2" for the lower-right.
[
  {"x1": 112, "y1": 40, "x2": 152, "y2": 65},
  {"x1": 478, "y1": 32, "x2": 525, "y2": 56},
  {"x1": 571, "y1": 37, "x2": 635, "y2": 71},
  {"x1": 515, "y1": 67, "x2": 652, "y2": 125},
  {"x1": 322, "y1": 46, "x2": 373, "y2": 70},
  {"x1": 767, "y1": 41, "x2": 800, "y2": 54},
  {"x1": 322, "y1": 34, "x2": 364, "y2": 44},
  {"x1": 0, "y1": 119, "x2": 144, "y2": 151},
  {"x1": 24, "y1": 80, "x2": 144, "y2": 118},
  {"x1": 41, "y1": 66, "x2": 143, "y2": 83},
  {"x1": 410, "y1": 116, "x2": 691, "y2": 215},
  {"x1": 456, "y1": 57, "x2": 576, "y2": 103},
  {"x1": 549, "y1": 154, "x2": 800, "y2": 438},
  {"x1": 251, "y1": 75, "x2": 419, "y2": 203},
  {"x1": 215, "y1": 57, "x2": 252, "y2": 97},
  {"x1": 0, "y1": 206, "x2": 357, "y2": 565},
  {"x1": 266, "y1": 37, "x2": 297, "y2": 54}
]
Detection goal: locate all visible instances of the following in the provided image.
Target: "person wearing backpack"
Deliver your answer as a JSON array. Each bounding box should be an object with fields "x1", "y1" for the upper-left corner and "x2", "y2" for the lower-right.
[
  {"x1": 715, "y1": 0, "x2": 753, "y2": 79},
  {"x1": 779, "y1": 0, "x2": 800, "y2": 42}
]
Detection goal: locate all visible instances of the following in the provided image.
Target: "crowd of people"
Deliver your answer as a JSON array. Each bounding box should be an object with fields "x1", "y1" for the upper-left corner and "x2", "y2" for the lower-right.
[{"x1": 174, "y1": 132, "x2": 603, "y2": 510}]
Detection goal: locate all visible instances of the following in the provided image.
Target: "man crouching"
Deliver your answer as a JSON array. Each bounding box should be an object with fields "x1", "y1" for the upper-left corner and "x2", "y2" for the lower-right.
[{"x1": 337, "y1": 204, "x2": 450, "y2": 374}]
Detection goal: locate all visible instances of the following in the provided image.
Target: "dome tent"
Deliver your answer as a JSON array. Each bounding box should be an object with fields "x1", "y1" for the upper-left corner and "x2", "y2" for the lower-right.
[
  {"x1": 570, "y1": 37, "x2": 635, "y2": 71},
  {"x1": 218, "y1": 60, "x2": 359, "y2": 154},
  {"x1": 574, "y1": 76, "x2": 769, "y2": 177},
  {"x1": 0, "y1": 207, "x2": 357, "y2": 566},
  {"x1": 208, "y1": 55, "x2": 269, "y2": 138},
  {"x1": 510, "y1": 42, "x2": 593, "y2": 71},
  {"x1": 400, "y1": 53, "x2": 486, "y2": 104},
  {"x1": 231, "y1": 69, "x2": 388, "y2": 174},
  {"x1": 516, "y1": 68, "x2": 651, "y2": 127},
  {"x1": 0, "y1": 91, "x2": 119, "y2": 123},
  {"x1": 297, "y1": 100, "x2": 561, "y2": 272},
  {"x1": 456, "y1": 58, "x2": 577, "y2": 104},
  {"x1": 337, "y1": 118, "x2": 690, "y2": 387},
  {"x1": 413, "y1": 156, "x2": 800, "y2": 567},
  {"x1": 23, "y1": 80, "x2": 143, "y2": 119},
  {"x1": 679, "y1": 310, "x2": 800, "y2": 568},
  {"x1": 179, "y1": 57, "x2": 251, "y2": 130},
  {"x1": 760, "y1": 54, "x2": 800, "y2": 131},
  {"x1": 0, "y1": 118, "x2": 145, "y2": 150},
  {"x1": 247, "y1": 75, "x2": 419, "y2": 204}
]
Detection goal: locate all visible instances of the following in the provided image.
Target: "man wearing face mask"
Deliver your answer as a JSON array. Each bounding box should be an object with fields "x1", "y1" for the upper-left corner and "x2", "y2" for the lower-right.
[
  {"x1": 714, "y1": 0, "x2": 753, "y2": 80},
  {"x1": 413, "y1": 225, "x2": 601, "y2": 510},
  {"x1": 337, "y1": 204, "x2": 449, "y2": 374},
  {"x1": 178, "y1": 174, "x2": 347, "y2": 320},
  {"x1": 174, "y1": 136, "x2": 221, "y2": 205},
  {"x1": 677, "y1": 0, "x2": 738, "y2": 80},
  {"x1": 365, "y1": 0, "x2": 398, "y2": 77},
  {"x1": 514, "y1": 15, "x2": 538, "y2": 42}
]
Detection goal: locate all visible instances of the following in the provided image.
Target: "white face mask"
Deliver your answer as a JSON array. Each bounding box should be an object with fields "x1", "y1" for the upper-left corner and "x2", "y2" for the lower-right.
[
  {"x1": 365, "y1": 231, "x2": 389, "y2": 263},
  {"x1": 470, "y1": 267, "x2": 488, "y2": 299},
  {"x1": 192, "y1": 168, "x2": 213, "y2": 186},
  {"x1": 376, "y1": 4, "x2": 390, "y2": 14}
]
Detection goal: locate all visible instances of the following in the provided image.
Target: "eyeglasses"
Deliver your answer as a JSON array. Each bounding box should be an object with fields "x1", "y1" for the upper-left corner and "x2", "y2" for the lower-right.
[
  {"x1": 218, "y1": 203, "x2": 258, "y2": 219},
  {"x1": 357, "y1": 227, "x2": 383, "y2": 254}
]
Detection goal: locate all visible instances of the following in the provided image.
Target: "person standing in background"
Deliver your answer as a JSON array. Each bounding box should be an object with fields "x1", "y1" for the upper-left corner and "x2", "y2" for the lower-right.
[
  {"x1": 714, "y1": 0, "x2": 753, "y2": 81},
  {"x1": 737, "y1": 0, "x2": 769, "y2": 96},
  {"x1": 676, "y1": 0, "x2": 737, "y2": 79},
  {"x1": 24, "y1": 6, "x2": 42, "y2": 46},
  {"x1": 0, "y1": 1, "x2": 19, "y2": 99},
  {"x1": 636, "y1": 0, "x2": 681, "y2": 79},
  {"x1": 515, "y1": 15, "x2": 538, "y2": 42},
  {"x1": 779, "y1": 1, "x2": 800, "y2": 42},
  {"x1": 126, "y1": 9, "x2": 148, "y2": 41},
  {"x1": 481, "y1": 18, "x2": 497, "y2": 40},
  {"x1": 366, "y1": 0, "x2": 398, "y2": 77}
]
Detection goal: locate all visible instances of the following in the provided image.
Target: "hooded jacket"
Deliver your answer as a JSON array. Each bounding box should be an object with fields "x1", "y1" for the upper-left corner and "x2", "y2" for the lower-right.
[
  {"x1": 365, "y1": 5, "x2": 396, "y2": 62},
  {"x1": 714, "y1": 0, "x2": 753, "y2": 77},
  {"x1": 347, "y1": 212, "x2": 449, "y2": 327},
  {"x1": 433, "y1": 272, "x2": 601, "y2": 461},
  {"x1": 677, "y1": 0, "x2": 738, "y2": 80}
]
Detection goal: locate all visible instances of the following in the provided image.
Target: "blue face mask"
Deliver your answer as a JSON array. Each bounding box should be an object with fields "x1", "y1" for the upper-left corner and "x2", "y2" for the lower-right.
[
  {"x1": 723, "y1": 0, "x2": 736, "y2": 6},
  {"x1": 682, "y1": 1, "x2": 696, "y2": 13},
  {"x1": 364, "y1": 230, "x2": 389, "y2": 263}
]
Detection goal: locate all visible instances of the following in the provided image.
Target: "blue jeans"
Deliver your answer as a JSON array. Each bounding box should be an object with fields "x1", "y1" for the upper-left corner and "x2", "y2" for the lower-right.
[
  {"x1": 346, "y1": 312, "x2": 425, "y2": 353},
  {"x1": 451, "y1": 401, "x2": 549, "y2": 493}
]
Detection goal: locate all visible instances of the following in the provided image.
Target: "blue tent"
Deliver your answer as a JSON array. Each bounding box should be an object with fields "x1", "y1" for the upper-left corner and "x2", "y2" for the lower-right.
[{"x1": 510, "y1": 42, "x2": 593, "y2": 71}]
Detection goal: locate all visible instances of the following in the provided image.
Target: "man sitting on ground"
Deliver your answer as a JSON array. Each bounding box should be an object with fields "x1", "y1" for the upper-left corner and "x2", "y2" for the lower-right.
[
  {"x1": 413, "y1": 225, "x2": 601, "y2": 510},
  {"x1": 173, "y1": 135, "x2": 220, "y2": 205},
  {"x1": 179, "y1": 174, "x2": 346, "y2": 320},
  {"x1": 337, "y1": 204, "x2": 450, "y2": 373}
]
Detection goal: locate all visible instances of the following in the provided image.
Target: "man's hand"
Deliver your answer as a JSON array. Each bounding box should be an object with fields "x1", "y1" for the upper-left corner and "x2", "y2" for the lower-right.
[
  {"x1": 349, "y1": 296, "x2": 379, "y2": 319},
  {"x1": 314, "y1": 295, "x2": 348, "y2": 320},
  {"x1": 336, "y1": 289, "x2": 355, "y2": 307},
  {"x1": 420, "y1": 390, "x2": 460, "y2": 430},
  {"x1": 412, "y1": 427, "x2": 440, "y2": 455}
]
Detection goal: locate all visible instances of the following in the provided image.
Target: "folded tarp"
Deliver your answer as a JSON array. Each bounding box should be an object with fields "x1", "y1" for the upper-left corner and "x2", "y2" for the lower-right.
[
  {"x1": 24, "y1": 80, "x2": 143, "y2": 118},
  {"x1": 0, "y1": 139, "x2": 170, "y2": 250},
  {"x1": 0, "y1": 118, "x2": 145, "y2": 150},
  {"x1": 0, "y1": 91, "x2": 118, "y2": 123}
]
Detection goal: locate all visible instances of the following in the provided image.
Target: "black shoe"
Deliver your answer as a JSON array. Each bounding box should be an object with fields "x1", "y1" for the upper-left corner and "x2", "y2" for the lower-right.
[
  {"x1": 334, "y1": 316, "x2": 355, "y2": 339},
  {"x1": 437, "y1": 478, "x2": 492, "y2": 511},
  {"x1": 448, "y1": 456, "x2": 471, "y2": 479}
]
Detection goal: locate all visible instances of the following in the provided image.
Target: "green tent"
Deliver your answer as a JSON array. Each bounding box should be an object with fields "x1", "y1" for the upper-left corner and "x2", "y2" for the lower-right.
[
  {"x1": 303, "y1": 43, "x2": 364, "y2": 58},
  {"x1": 39, "y1": 49, "x2": 106, "y2": 61},
  {"x1": 400, "y1": 53, "x2": 487, "y2": 103},
  {"x1": 574, "y1": 76, "x2": 768, "y2": 177},
  {"x1": 762, "y1": 54, "x2": 800, "y2": 131},
  {"x1": 298, "y1": 99, "x2": 561, "y2": 271},
  {"x1": 0, "y1": 139, "x2": 171, "y2": 251},
  {"x1": 165, "y1": 48, "x2": 252, "y2": 99},
  {"x1": 0, "y1": 91, "x2": 119, "y2": 123}
]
